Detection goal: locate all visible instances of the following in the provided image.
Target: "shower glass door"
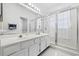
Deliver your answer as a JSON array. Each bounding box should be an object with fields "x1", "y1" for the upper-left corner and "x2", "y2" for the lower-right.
[{"x1": 57, "y1": 9, "x2": 77, "y2": 49}]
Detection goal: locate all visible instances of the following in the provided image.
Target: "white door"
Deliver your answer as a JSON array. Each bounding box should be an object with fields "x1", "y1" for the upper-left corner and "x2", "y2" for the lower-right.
[{"x1": 57, "y1": 9, "x2": 77, "y2": 49}]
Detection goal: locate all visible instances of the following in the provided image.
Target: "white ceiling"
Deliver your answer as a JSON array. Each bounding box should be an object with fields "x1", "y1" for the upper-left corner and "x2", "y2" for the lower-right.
[
  {"x1": 32, "y1": 3, "x2": 61, "y2": 15},
  {"x1": 32, "y1": 3, "x2": 79, "y2": 16}
]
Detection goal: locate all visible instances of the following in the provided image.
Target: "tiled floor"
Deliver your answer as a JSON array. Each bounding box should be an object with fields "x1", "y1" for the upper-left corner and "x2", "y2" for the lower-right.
[{"x1": 40, "y1": 46, "x2": 79, "y2": 56}]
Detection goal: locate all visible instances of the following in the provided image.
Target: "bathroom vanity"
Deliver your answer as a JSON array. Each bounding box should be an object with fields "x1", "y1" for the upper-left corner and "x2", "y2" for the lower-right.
[
  {"x1": 0, "y1": 3, "x2": 50, "y2": 56},
  {"x1": 0, "y1": 33, "x2": 49, "y2": 56}
]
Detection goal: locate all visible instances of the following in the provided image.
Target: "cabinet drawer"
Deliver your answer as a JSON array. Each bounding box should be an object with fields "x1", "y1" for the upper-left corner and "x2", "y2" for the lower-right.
[
  {"x1": 3, "y1": 43, "x2": 20, "y2": 56},
  {"x1": 21, "y1": 40, "x2": 34, "y2": 49},
  {"x1": 11, "y1": 48, "x2": 28, "y2": 56}
]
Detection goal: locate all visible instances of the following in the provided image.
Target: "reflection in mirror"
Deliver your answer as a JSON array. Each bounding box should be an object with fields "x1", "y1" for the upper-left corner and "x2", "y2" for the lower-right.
[
  {"x1": 36, "y1": 18, "x2": 42, "y2": 34},
  {"x1": 0, "y1": 3, "x2": 3, "y2": 35},
  {"x1": 20, "y1": 17, "x2": 28, "y2": 33},
  {"x1": 29, "y1": 19, "x2": 36, "y2": 33},
  {"x1": 0, "y1": 22, "x2": 3, "y2": 35},
  {"x1": 29, "y1": 17, "x2": 42, "y2": 34}
]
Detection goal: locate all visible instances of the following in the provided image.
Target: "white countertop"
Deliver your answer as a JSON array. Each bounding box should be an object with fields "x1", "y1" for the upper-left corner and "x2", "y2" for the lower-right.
[{"x1": 0, "y1": 33, "x2": 48, "y2": 47}]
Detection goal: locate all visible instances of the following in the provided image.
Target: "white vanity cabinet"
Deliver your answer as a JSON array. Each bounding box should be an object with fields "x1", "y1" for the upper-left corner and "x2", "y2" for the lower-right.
[{"x1": 0, "y1": 33, "x2": 49, "y2": 56}]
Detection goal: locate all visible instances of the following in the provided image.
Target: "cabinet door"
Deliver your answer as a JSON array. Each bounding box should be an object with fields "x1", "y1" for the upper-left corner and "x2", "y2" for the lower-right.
[
  {"x1": 29, "y1": 43, "x2": 39, "y2": 56},
  {"x1": 40, "y1": 37, "x2": 47, "y2": 52},
  {"x1": 46, "y1": 36, "x2": 50, "y2": 47}
]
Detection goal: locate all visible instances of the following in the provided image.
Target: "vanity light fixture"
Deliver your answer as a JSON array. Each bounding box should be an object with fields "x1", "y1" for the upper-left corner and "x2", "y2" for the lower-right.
[
  {"x1": 24, "y1": 3, "x2": 40, "y2": 13},
  {"x1": 19, "y1": 3, "x2": 41, "y2": 15}
]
